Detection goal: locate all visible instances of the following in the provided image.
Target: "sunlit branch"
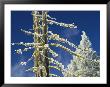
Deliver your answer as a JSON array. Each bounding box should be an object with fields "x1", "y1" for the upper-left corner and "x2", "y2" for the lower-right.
[
  {"x1": 47, "y1": 20, "x2": 77, "y2": 29},
  {"x1": 48, "y1": 48, "x2": 58, "y2": 57},
  {"x1": 26, "y1": 54, "x2": 34, "y2": 63},
  {"x1": 50, "y1": 43, "x2": 84, "y2": 59},
  {"x1": 49, "y1": 74, "x2": 60, "y2": 77},
  {"x1": 48, "y1": 33, "x2": 78, "y2": 49},
  {"x1": 40, "y1": 51, "x2": 64, "y2": 71},
  {"x1": 48, "y1": 31, "x2": 88, "y2": 51},
  {"x1": 11, "y1": 42, "x2": 41, "y2": 47},
  {"x1": 47, "y1": 15, "x2": 56, "y2": 20},
  {"x1": 49, "y1": 65, "x2": 61, "y2": 71},
  {"x1": 21, "y1": 29, "x2": 34, "y2": 35}
]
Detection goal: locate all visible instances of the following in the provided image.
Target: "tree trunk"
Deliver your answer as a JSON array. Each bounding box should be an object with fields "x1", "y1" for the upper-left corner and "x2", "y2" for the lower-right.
[
  {"x1": 33, "y1": 11, "x2": 49, "y2": 77},
  {"x1": 42, "y1": 11, "x2": 49, "y2": 77}
]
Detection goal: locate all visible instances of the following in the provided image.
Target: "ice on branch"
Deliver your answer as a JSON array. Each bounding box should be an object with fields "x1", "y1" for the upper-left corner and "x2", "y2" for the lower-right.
[
  {"x1": 40, "y1": 52, "x2": 64, "y2": 71},
  {"x1": 49, "y1": 65, "x2": 61, "y2": 71},
  {"x1": 47, "y1": 20, "x2": 77, "y2": 29},
  {"x1": 47, "y1": 15, "x2": 56, "y2": 20},
  {"x1": 48, "y1": 57, "x2": 64, "y2": 70},
  {"x1": 21, "y1": 29, "x2": 44, "y2": 37},
  {"x1": 31, "y1": 11, "x2": 42, "y2": 17},
  {"x1": 48, "y1": 48, "x2": 58, "y2": 57},
  {"x1": 26, "y1": 66, "x2": 47, "y2": 77},
  {"x1": 23, "y1": 47, "x2": 34, "y2": 51},
  {"x1": 20, "y1": 62, "x2": 27, "y2": 66},
  {"x1": 50, "y1": 43, "x2": 84, "y2": 59},
  {"x1": 21, "y1": 29, "x2": 34, "y2": 35},
  {"x1": 48, "y1": 31, "x2": 78, "y2": 49},
  {"x1": 44, "y1": 44, "x2": 49, "y2": 48},
  {"x1": 49, "y1": 74, "x2": 60, "y2": 77},
  {"x1": 15, "y1": 49, "x2": 22, "y2": 54},
  {"x1": 48, "y1": 31, "x2": 54, "y2": 35},
  {"x1": 27, "y1": 56, "x2": 34, "y2": 62},
  {"x1": 12, "y1": 42, "x2": 41, "y2": 47}
]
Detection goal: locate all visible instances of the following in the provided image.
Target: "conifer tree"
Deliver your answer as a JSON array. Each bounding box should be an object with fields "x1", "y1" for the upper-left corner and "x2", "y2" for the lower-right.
[{"x1": 63, "y1": 31, "x2": 100, "y2": 77}]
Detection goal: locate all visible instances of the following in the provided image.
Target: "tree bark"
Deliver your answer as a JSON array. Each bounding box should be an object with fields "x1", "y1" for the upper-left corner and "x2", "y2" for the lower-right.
[{"x1": 42, "y1": 11, "x2": 49, "y2": 77}]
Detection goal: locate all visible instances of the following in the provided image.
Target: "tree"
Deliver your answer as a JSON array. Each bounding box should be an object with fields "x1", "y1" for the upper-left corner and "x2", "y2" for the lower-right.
[
  {"x1": 63, "y1": 31, "x2": 100, "y2": 77},
  {"x1": 12, "y1": 11, "x2": 81, "y2": 77}
]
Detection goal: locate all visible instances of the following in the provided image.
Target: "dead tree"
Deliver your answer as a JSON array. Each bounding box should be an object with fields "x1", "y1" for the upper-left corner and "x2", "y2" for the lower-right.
[{"x1": 12, "y1": 11, "x2": 84, "y2": 77}]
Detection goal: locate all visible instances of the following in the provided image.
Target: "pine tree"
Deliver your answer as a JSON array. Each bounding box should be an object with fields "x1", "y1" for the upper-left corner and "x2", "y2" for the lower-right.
[{"x1": 63, "y1": 31, "x2": 100, "y2": 77}]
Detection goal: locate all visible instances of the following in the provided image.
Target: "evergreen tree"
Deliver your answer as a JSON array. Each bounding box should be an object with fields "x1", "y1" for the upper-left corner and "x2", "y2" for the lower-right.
[{"x1": 63, "y1": 31, "x2": 100, "y2": 77}]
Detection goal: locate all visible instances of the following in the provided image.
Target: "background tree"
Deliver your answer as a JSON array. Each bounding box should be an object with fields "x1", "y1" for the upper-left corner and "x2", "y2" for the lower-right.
[{"x1": 63, "y1": 31, "x2": 100, "y2": 77}]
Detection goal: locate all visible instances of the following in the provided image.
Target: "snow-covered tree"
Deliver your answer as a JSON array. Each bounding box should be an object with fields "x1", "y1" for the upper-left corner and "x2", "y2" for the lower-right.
[
  {"x1": 11, "y1": 11, "x2": 79, "y2": 77},
  {"x1": 63, "y1": 31, "x2": 100, "y2": 77}
]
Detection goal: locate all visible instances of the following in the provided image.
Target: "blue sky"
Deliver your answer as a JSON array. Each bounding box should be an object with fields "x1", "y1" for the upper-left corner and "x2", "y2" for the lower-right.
[{"x1": 11, "y1": 11, "x2": 100, "y2": 77}]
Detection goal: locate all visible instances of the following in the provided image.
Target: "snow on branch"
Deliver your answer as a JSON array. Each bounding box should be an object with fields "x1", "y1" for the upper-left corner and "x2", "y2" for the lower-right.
[
  {"x1": 49, "y1": 74, "x2": 60, "y2": 77},
  {"x1": 26, "y1": 66, "x2": 47, "y2": 76},
  {"x1": 40, "y1": 51, "x2": 64, "y2": 71},
  {"x1": 22, "y1": 47, "x2": 34, "y2": 52},
  {"x1": 21, "y1": 29, "x2": 44, "y2": 37},
  {"x1": 48, "y1": 58, "x2": 64, "y2": 70},
  {"x1": 11, "y1": 42, "x2": 41, "y2": 47},
  {"x1": 31, "y1": 11, "x2": 42, "y2": 17},
  {"x1": 47, "y1": 15, "x2": 56, "y2": 20},
  {"x1": 21, "y1": 29, "x2": 34, "y2": 35},
  {"x1": 50, "y1": 43, "x2": 84, "y2": 59},
  {"x1": 25, "y1": 67, "x2": 35, "y2": 72},
  {"x1": 48, "y1": 48, "x2": 58, "y2": 57},
  {"x1": 47, "y1": 19, "x2": 77, "y2": 29},
  {"x1": 49, "y1": 65, "x2": 61, "y2": 71},
  {"x1": 48, "y1": 31, "x2": 78, "y2": 49},
  {"x1": 20, "y1": 62, "x2": 27, "y2": 66}
]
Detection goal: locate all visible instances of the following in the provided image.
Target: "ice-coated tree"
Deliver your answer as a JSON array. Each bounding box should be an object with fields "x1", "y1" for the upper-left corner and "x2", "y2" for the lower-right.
[
  {"x1": 63, "y1": 31, "x2": 100, "y2": 77},
  {"x1": 12, "y1": 11, "x2": 79, "y2": 77}
]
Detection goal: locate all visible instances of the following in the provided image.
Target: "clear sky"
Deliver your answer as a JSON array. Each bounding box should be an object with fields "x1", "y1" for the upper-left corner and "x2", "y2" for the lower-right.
[{"x1": 11, "y1": 11, "x2": 100, "y2": 77}]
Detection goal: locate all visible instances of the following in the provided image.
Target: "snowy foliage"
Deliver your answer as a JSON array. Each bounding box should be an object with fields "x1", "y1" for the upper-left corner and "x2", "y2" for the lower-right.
[{"x1": 63, "y1": 31, "x2": 100, "y2": 77}]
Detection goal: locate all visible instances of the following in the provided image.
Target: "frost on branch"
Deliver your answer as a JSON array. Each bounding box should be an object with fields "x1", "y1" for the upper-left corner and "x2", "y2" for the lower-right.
[{"x1": 63, "y1": 31, "x2": 100, "y2": 77}]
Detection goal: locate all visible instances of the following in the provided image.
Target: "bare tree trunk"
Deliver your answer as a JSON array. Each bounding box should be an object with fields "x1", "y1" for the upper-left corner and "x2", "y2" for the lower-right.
[
  {"x1": 42, "y1": 11, "x2": 49, "y2": 77},
  {"x1": 33, "y1": 11, "x2": 43, "y2": 77}
]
